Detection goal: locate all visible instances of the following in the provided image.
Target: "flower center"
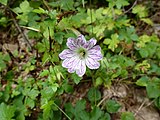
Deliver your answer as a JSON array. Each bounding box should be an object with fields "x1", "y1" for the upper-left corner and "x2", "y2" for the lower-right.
[{"x1": 77, "y1": 47, "x2": 87, "y2": 59}]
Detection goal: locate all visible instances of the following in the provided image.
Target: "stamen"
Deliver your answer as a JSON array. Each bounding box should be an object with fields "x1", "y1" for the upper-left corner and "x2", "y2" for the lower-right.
[{"x1": 77, "y1": 47, "x2": 87, "y2": 59}]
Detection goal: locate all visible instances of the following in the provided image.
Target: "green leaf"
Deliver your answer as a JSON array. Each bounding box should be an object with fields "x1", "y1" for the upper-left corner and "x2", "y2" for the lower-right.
[
  {"x1": 13, "y1": 7, "x2": 22, "y2": 14},
  {"x1": 103, "y1": 33, "x2": 120, "y2": 51},
  {"x1": 107, "y1": 19, "x2": 115, "y2": 30},
  {"x1": 121, "y1": 112, "x2": 135, "y2": 120},
  {"x1": 41, "y1": 100, "x2": 54, "y2": 120},
  {"x1": 54, "y1": 32, "x2": 65, "y2": 44},
  {"x1": 132, "y1": 5, "x2": 148, "y2": 18},
  {"x1": 52, "y1": 65, "x2": 64, "y2": 81},
  {"x1": 64, "y1": 103, "x2": 74, "y2": 118},
  {"x1": 75, "y1": 99, "x2": 86, "y2": 111},
  {"x1": 0, "y1": 60, "x2": 6, "y2": 71},
  {"x1": 115, "y1": 17, "x2": 130, "y2": 28},
  {"x1": 63, "y1": 84, "x2": 73, "y2": 93},
  {"x1": 115, "y1": 0, "x2": 129, "y2": 9},
  {"x1": 136, "y1": 35, "x2": 151, "y2": 48},
  {"x1": 139, "y1": 48, "x2": 149, "y2": 58},
  {"x1": 39, "y1": 70, "x2": 49, "y2": 77},
  {"x1": 100, "y1": 113, "x2": 111, "y2": 120},
  {"x1": 136, "y1": 76, "x2": 149, "y2": 87},
  {"x1": 51, "y1": 83, "x2": 59, "y2": 92},
  {"x1": 0, "y1": 53, "x2": 10, "y2": 71},
  {"x1": 135, "y1": 60, "x2": 150, "y2": 73},
  {"x1": 155, "y1": 97, "x2": 160, "y2": 108},
  {"x1": 141, "y1": 18, "x2": 153, "y2": 25},
  {"x1": 93, "y1": 25, "x2": 106, "y2": 38},
  {"x1": 106, "y1": 99, "x2": 121, "y2": 113},
  {"x1": 61, "y1": 0, "x2": 74, "y2": 10},
  {"x1": 146, "y1": 78, "x2": 160, "y2": 98},
  {"x1": 95, "y1": 77, "x2": 103, "y2": 87},
  {"x1": 49, "y1": 0, "x2": 74, "y2": 11},
  {"x1": 53, "y1": 53, "x2": 60, "y2": 62},
  {"x1": 28, "y1": 89, "x2": 39, "y2": 99},
  {"x1": 85, "y1": 9, "x2": 96, "y2": 24},
  {"x1": 107, "y1": 0, "x2": 115, "y2": 8},
  {"x1": 71, "y1": 73, "x2": 82, "y2": 84},
  {"x1": 2, "y1": 83, "x2": 10, "y2": 101},
  {"x1": 146, "y1": 42, "x2": 157, "y2": 57},
  {"x1": 0, "y1": 103, "x2": 15, "y2": 120},
  {"x1": 41, "y1": 86, "x2": 55, "y2": 100},
  {"x1": 119, "y1": 26, "x2": 138, "y2": 43},
  {"x1": 24, "y1": 97, "x2": 35, "y2": 109},
  {"x1": 139, "y1": 42, "x2": 157, "y2": 58},
  {"x1": 12, "y1": 0, "x2": 33, "y2": 23},
  {"x1": 71, "y1": 10, "x2": 87, "y2": 27},
  {"x1": 74, "y1": 100, "x2": 90, "y2": 120},
  {"x1": 0, "y1": 17, "x2": 8, "y2": 26},
  {"x1": 4, "y1": 70, "x2": 14, "y2": 81},
  {"x1": 76, "y1": 110, "x2": 90, "y2": 120},
  {"x1": 13, "y1": 0, "x2": 32, "y2": 14},
  {"x1": 19, "y1": 0, "x2": 33, "y2": 13},
  {"x1": 11, "y1": 90, "x2": 20, "y2": 98},
  {"x1": 82, "y1": 0, "x2": 85, "y2": 7},
  {"x1": 58, "y1": 18, "x2": 71, "y2": 30},
  {"x1": 107, "y1": 0, "x2": 129, "y2": 9},
  {"x1": 36, "y1": 42, "x2": 46, "y2": 52},
  {"x1": 90, "y1": 107, "x2": 103, "y2": 120},
  {"x1": 87, "y1": 87, "x2": 101, "y2": 102},
  {"x1": 12, "y1": 96, "x2": 27, "y2": 120},
  {"x1": 0, "y1": 0, "x2": 8, "y2": 5},
  {"x1": 149, "y1": 63, "x2": 160, "y2": 75},
  {"x1": 33, "y1": 7, "x2": 47, "y2": 14},
  {"x1": 156, "y1": 47, "x2": 160, "y2": 59},
  {"x1": 42, "y1": 52, "x2": 49, "y2": 65}
]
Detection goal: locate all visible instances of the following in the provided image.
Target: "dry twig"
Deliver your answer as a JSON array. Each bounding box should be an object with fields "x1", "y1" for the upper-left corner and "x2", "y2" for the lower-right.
[
  {"x1": 10, "y1": 12, "x2": 32, "y2": 50},
  {"x1": 124, "y1": 0, "x2": 138, "y2": 14}
]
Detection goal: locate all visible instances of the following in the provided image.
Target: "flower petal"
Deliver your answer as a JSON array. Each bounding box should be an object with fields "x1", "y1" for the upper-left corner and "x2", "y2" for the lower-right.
[
  {"x1": 62, "y1": 56, "x2": 79, "y2": 68},
  {"x1": 67, "y1": 58, "x2": 80, "y2": 73},
  {"x1": 66, "y1": 37, "x2": 77, "y2": 50},
  {"x1": 76, "y1": 34, "x2": 86, "y2": 46},
  {"x1": 88, "y1": 53, "x2": 103, "y2": 61},
  {"x1": 85, "y1": 58, "x2": 100, "y2": 69},
  {"x1": 87, "y1": 45, "x2": 103, "y2": 60},
  {"x1": 76, "y1": 60, "x2": 86, "y2": 77},
  {"x1": 84, "y1": 38, "x2": 97, "y2": 49},
  {"x1": 68, "y1": 68, "x2": 75, "y2": 73},
  {"x1": 59, "y1": 49, "x2": 75, "y2": 60},
  {"x1": 90, "y1": 45, "x2": 101, "y2": 51}
]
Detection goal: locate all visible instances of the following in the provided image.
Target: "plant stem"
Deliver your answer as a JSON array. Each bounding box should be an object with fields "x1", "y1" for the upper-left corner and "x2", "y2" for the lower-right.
[{"x1": 53, "y1": 102, "x2": 72, "y2": 120}]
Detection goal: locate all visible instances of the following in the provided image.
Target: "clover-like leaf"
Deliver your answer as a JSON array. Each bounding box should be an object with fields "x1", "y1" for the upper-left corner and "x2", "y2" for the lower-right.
[
  {"x1": 103, "y1": 33, "x2": 120, "y2": 51},
  {"x1": 121, "y1": 112, "x2": 135, "y2": 120},
  {"x1": 0, "y1": 103, "x2": 15, "y2": 120},
  {"x1": 106, "y1": 99, "x2": 121, "y2": 113}
]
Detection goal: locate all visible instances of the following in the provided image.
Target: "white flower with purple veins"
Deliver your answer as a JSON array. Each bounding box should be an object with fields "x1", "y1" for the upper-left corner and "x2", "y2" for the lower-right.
[{"x1": 59, "y1": 34, "x2": 103, "y2": 77}]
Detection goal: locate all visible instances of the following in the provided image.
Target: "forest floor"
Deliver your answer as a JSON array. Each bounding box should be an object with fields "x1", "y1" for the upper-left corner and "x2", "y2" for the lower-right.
[{"x1": 0, "y1": 0, "x2": 160, "y2": 120}]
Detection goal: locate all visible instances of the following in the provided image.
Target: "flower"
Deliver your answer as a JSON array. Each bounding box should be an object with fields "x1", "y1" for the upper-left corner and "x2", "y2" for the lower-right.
[{"x1": 59, "y1": 34, "x2": 103, "y2": 77}]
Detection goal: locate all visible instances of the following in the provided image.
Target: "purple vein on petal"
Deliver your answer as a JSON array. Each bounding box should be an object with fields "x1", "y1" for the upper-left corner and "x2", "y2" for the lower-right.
[
  {"x1": 85, "y1": 57, "x2": 100, "y2": 69},
  {"x1": 68, "y1": 57, "x2": 80, "y2": 73},
  {"x1": 62, "y1": 56, "x2": 77, "y2": 68},
  {"x1": 59, "y1": 49, "x2": 75, "y2": 59},
  {"x1": 77, "y1": 35, "x2": 86, "y2": 46},
  {"x1": 76, "y1": 60, "x2": 86, "y2": 77},
  {"x1": 67, "y1": 37, "x2": 77, "y2": 50},
  {"x1": 59, "y1": 34, "x2": 103, "y2": 77}
]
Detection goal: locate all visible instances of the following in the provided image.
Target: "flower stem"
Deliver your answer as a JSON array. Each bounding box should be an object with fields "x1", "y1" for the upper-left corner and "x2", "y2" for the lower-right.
[
  {"x1": 53, "y1": 102, "x2": 72, "y2": 120},
  {"x1": 90, "y1": 0, "x2": 93, "y2": 36},
  {"x1": 91, "y1": 70, "x2": 97, "y2": 106}
]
